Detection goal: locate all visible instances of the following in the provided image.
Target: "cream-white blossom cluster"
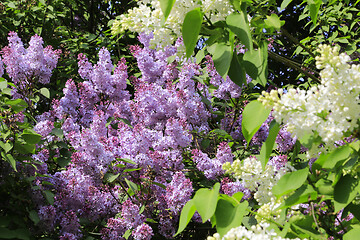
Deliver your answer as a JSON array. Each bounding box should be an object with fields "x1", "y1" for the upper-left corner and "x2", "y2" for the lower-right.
[
  {"x1": 223, "y1": 157, "x2": 288, "y2": 205},
  {"x1": 111, "y1": 0, "x2": 234, "y2": 48},
  {"x1": 259, "y1": 45, "x2": 360, "y2": 149},
  {"x1": 223, "y1": 157, "x2": 291, "y2": 223},
  {"x1": 207, "y1": 223, "x2": 304, "y2": 240}
]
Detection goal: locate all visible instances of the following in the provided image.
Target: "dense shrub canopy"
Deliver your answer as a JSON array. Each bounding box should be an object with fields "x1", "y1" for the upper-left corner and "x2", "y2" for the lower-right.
[{"x1": 1, "y1": 0, "x2": 360, "y2": 239}]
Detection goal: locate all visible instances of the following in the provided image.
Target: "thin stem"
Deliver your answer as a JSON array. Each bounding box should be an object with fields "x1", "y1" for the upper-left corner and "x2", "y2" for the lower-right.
[
  {"x1": 268, "y1": 51, "x2": 320, "y2": 83},
  {"x1": 108, "y1": 186, "x2": 122, "y2": 205},
  {"x1": 203, "y1": 14, "x2": 213, "y2": 27},
  {"x1": 311, "y1": 202, "x2": 320, "y2": 230},
  {"x1": 281, "y1": 28, "x2": 317, "y2": 59}
]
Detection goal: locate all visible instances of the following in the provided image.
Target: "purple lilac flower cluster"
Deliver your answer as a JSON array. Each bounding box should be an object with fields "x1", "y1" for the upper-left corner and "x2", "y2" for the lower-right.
[
  {"x1": 31, "y1": 32, "x2": 230, "y2": 238},
  {"x1": 0, "y1": 56, "x2": 4, "y2": 77},
  {"x1": 0, "y1": 32, "x2": 61, "y2": 98},
  {"x1": 192, "y1": 142, "x2": 234, "y2": 179},
  {"x1": 205, "y1": 55, "x2": 243, "y2": 100}
]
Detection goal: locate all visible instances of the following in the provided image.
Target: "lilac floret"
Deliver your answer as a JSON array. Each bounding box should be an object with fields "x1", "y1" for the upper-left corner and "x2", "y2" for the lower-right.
[
  {"x1": 132, "y1": 223, "x2": 154, "y2": 240},
  {"x1": 165, "y1": 171, "x2": 193, "y2": 215}
]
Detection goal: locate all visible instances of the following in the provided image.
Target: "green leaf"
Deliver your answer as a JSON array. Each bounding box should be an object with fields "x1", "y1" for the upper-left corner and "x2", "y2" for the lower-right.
[
  {"x1": 226, "y1": 12, "x2": 253, "y2": 51},
  {"x1": 193, "y1": 182, "x2": 220, "y2": 222},
  {"x1": 195, "y1": 48, "x2": 205, "y2": 64},
  {"x1": 243, "y1": 41, "x2": 268, "y2": 86},
  {"x1": 272, "y1": 168, "x2": 309, "y2": 197},
  {"x1": 0, "y1": 227, "x2": 16, "y2": 239},
  {"x1": 1, "y1": 152, "x2": 17, "y2": 171},
  {"x1": 43, "y1": 190, "x2": 55, "y2": 205},
  {"x1": 5, "y1": 99, "x2": 28, "y2": 113},
  {"x1": 39, "y1": 87, "x2": 50, "y2": 98},
  {"x1": 215, "y1": 199, "x2": 248, "y2": 237},
  {"x1": 211, "y1": 129, "x2": 233, "y2": 140},
  {"x1": 175, "y1": 200, "x2": 196, "y2": 236},
  {"x1": 280, "y1": 0, "x2": 293, "y2": 10},
  {"x1": 344, "y1": 203, "x2": 360, "y2": 221},
  {"x1": 259, "y1": 121, "x2": 280, "y2": 170},
  {"x1": 124, "y1": 178, "x2": 138, "y2": 193},
  {"x1": 282, "y1": 184, "x2": 317, "y2": 208},
  {"x1": 299, "y1": 132, "x2": 321, "y2": 150},
  {"x1": 291, "y1": 215, "x2": 323, "y2": 239},
  {"x1": 207, "y1": 43, "x2": 233, "y2": 79},
  {"x1": 159, "y1": 0, "x2": 176, "y2": 22},
  {"x1": 315, "y1": 179, "x2": 333, "y2": 197},
  {"x1": 21, "y1": 132, "x2": 42, "y2": 145},
  {"x1": 264, "y1": 14, "x2": 282, "y2": 30},
  {"x1": 218, "y1": 194, "x2": 240, "y2": 207},
  {"x1": 307, "y1": 0, "x2": 322, "y2": 25},
  {"x1": 104, "y1": 173, "x2": 120, "y2": 183},
  {"x1": 117, "y1": 158, "x2": 136, "y2": 165},
  {"x1": 313, "y1": 145, "x2": 351, "y2": 170},
  {"x1": 14, "y1": 142, "x2": 36, "y2": 154},
  {"x1": 182, "y1": 8, "x2": 203, "y2": 58},
  {"x1": 334, "y1": 174, "x2": 360, "y2": 213},
  {"x1": 8, "y1": 2, "x2": 16, "y2": 8},
  {"x1": 57, "y1": 157, "x2": 71, "y2": 168},
  {"x1": 151, "y1": 181, "x2": 167, "y2": 189},
  {"x1": 123, "y1": 229, "x2": 131, "y2": 239},
  {"x1": 146, "y1": 218, "x2": 158, "y2": 223},
  {"x1": 2, "y1": 88, "x2": 12, "y2": 96},
  {"x1": 29, "y1": 210, "x2": 40, "y2": 225},
  {"x1": 51, "y1": 128, "x2": 64, "y2": 138},
  {"x1": 232, "y1": 192, "x2": 244, "y2": 202},
  {"x1": 229, "y1": 0, "x2": 241, "y2": 11},
  {"x1": 0, "y1": 78, "x2": 8, "y2": 90},
  {"x1": 344, "y1": 228, "x2": 360, "y2": 240},
  {"x1": 242, "y1": 100, "x2": 271, "y2": 145},
  {"x1": 0, "y1": 142, "x2": 13, "y2": 153},
  {"x1": 123, "y1": 168, "x2": 142, "y2": 173},
  {"x1": 228, "y1": 54, "x2": 247, "y2": 87}
]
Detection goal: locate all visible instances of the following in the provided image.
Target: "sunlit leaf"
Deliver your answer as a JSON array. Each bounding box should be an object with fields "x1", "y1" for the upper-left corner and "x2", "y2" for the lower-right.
[
  {"x1": 193, "y1": 183, "x2": 220, "y2": 222},
  {"x1": 242, "y1": 100, "x2": 271, "y2": 145},
  {"x1": 175, "y1": 200, "x2": 196, "y2": 236},
  {"x1": 182, "y1": 8, "x2": 203, "y2": 58},
  {"x1": 272, "y1": 168, "x2": 309, "y2": 197},
  {"x1": 159, "y1": 0, "x2": 176, "y2": 22}
]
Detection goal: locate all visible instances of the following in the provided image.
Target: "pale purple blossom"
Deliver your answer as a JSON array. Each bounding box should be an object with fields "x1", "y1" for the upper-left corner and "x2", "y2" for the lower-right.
[
  {"x1": 165, "y1": 171, "x2": 193, "y2": 215},
  {"x1": 60, "y1": 210, "x2": 82, "y2": 237},
  {"x1": 268, "y1": 155, "x2": 288, "y2": 170},
  {"x1": 101, "y1": 217, "x2": 126, "y2": 240},
  {"x1": 1, "y1": 32, "x2": 60, "y2": 87},
  {"x1": 34, "y1": 120, "x2": 54, "y2": 137},
  {"x1": 221, "y1": 177, "x2": 251, "y2": 200},
  {"x1": 132, "y1": 223, "x2": 154, "y2": 240},
  {"x1": 276, "y1": 125, "x2": 296, "y2": 152},
  {"x1": 59, "y1": 233, "x2": 77, "y2": 240},
  {"x1": 192, "y1": 149, "x2": 221, "y2": 179},
  {"x1": 120, "y1": 200, "x2": 145, "y2": 229},
  {"x1": 38, "y1": 205, "x2": 56, "y2": 231},
  {"x1": 0, "y1": 56, "x2": 4, "y2": 77}
]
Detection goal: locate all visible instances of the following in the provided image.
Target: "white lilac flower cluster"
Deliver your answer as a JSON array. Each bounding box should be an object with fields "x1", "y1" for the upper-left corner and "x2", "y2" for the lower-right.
[
  {"x1": 207, "y1": 223, "x2": 304, "y2": 240},
  {"x1": 259, "y1": 45, "x2": 360, "y2": 151},
  {"x1": 223, "y1": 157, "x2": 287, "y2": 205},
  {"x1": 223, "y1": 157, "x2": 291, "y2": 223},
  {"x1": 111, "y1": 0, "x2": 234, "y2": 48}
]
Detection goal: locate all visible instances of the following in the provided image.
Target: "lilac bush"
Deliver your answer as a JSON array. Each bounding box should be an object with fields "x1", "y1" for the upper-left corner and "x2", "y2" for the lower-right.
[
  {"x1": 30, "y1": 32, "x2": 236, "y2": 238},
  {"x1": 1, "y1": 31, "x2": 305, "y2": 239}
]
